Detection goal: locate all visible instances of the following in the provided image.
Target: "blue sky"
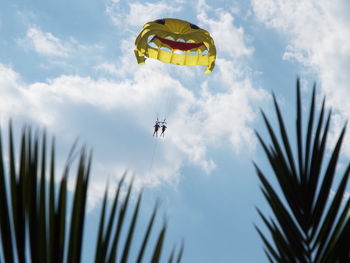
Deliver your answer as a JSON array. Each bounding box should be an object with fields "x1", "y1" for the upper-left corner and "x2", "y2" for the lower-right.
[{"x1": 1, "y1": 0, "x2": 350, "y2": 262}]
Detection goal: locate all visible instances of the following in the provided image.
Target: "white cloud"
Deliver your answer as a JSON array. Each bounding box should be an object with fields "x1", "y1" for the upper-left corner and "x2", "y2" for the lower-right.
[
  {"x1": 197, "y1": 0, "x2": 253, "y2": 59},
  {"x1": 251, "y1": 0, "x2": 350, "y2": 154},
  {"x1": 22, "y1": 27, "x2": 71, "y2": 57},
  {"x1": 126, "y1": 2, "x2": 181, "y2": 27},
  {"x1": 106, "y1": 0, "x2": 181, "y2": 27},
  {"x1": 18, "y1": 27, "x2": 103, "y2": 69},
  {"x1": 0, "y1": 1, "x2": 269, "y2": 208},
  {"x1": 0, "y1": 50, "x2": 266, "y2": 205},
  {"x1": 0, "y1": 65, "x2": 25, "y2": 122}
]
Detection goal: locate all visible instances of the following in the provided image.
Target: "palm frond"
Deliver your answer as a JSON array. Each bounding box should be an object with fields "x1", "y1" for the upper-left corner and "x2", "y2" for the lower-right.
[
  {"x1": 255, "y1": 79, "x2": 350, "y2": 262},
  {"x1": 0, "y1": 123, "x2": 182, "y2": 263}
]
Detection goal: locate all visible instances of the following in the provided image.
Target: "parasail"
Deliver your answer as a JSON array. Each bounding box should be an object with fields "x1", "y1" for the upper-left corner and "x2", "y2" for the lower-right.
[{"x1": 134, "y1": 18, "x2": 216, "y2": 73}]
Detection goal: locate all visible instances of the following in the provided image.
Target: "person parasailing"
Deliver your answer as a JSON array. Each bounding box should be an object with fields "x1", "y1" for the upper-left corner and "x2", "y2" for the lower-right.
[
  {"x1": 153, "y1": 120, "x2": 161, "y2": 137},
  {"x1": 160, "y1": 122, "x2": 167, "y2": 137}
]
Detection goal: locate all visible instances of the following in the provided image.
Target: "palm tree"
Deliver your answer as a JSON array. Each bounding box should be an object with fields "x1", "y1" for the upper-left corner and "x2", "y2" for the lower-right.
[
  {"x1": 255, "y1": 79, "x2": 350, "y2": 262},
  {"x1": 0, "y1": 123, "x2": 183, "y2": 263}
]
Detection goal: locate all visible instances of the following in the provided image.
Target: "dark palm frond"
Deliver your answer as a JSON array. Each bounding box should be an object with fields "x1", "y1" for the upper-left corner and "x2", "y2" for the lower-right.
[
  {"x1": 94, "y1": 179, "x2": 174, "y2": 263},
  {"x1": 0, "y1": 126, "x2": 14, "y2": 263},
  {"x1": 150, "y1": 223, "x2": 167, "y2": 263},
  {"x1": 255, "y1": 79, "x2": 350, "y2": 263},
  {"x1": 175, "y1": 241, "x2": 184, "y2": 263},
  {"x1": 167, "y1": 247, "x2": 175, "y2": 263},
  {"x1": 0, "y1": 123, "x2": 182, "y2": 263},
  {"x1": 136, "y1": 200, "x2": 159, "y2": 263},
  {"x1": 166, "y1": 242, "x2": 184, "y2": 263}
]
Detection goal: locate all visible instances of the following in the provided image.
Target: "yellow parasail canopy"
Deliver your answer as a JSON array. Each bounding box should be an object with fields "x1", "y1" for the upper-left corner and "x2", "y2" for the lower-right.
[{"x1": 134, "y1": 18, "x2": 216, "y2": 73}]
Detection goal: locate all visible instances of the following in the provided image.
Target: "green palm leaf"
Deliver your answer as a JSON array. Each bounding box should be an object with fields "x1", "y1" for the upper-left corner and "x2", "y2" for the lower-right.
[{"x1": 255, "y1": 79, "x2": 350, "y2": 263}]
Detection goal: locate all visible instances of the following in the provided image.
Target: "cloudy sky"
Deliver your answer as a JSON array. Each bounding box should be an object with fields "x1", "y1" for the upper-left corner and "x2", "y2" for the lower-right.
[{"x1": 1, "y1": 0, "x2": 350, "y2": 262}]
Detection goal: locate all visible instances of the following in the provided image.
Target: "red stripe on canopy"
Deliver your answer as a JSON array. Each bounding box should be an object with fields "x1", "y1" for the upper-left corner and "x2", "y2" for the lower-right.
[{"x1": 154, "y1": 36, "x2": 203, "y2": 51}]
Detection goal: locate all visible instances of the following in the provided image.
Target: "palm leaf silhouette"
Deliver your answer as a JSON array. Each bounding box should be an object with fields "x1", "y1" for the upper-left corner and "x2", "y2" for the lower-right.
[
  {"x1": 0, "y1": 123, "x2": 183, "y2": 263},
  {"x1": 255, "y1": 79, "x2": 350, "y2": 262}
]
